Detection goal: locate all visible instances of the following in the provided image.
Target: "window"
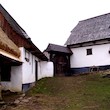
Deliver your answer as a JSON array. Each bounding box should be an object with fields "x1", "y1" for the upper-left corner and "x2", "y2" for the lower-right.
[
  {"x1": 87, "y1": 48, "x2": 92, "y2": 55},
  {"x1": 25, "y1": 50, "x2": 30, "y2": 62}
]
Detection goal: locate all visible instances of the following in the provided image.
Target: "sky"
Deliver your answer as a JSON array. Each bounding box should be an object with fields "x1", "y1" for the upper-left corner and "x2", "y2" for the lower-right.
[{"x1": 1, "y1": 0, "x2": 110, "y2": 51}]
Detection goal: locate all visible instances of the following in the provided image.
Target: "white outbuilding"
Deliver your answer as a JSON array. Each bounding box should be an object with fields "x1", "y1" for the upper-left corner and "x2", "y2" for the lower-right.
[{"x1": 65, "y1": 13, "x2": 110, "y2": 74}]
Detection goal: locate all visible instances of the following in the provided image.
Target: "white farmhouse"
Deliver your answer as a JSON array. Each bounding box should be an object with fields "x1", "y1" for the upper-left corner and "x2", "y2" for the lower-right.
[
  {"x1": 0, "y1": 4, "x2": 53, "y2": 92},
  {"x1": 65, "y1": 13, "x2": 110, "y2": 74}
]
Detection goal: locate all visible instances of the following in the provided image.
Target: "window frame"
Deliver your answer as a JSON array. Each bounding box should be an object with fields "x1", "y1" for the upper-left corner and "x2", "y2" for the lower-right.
[{"x1": 25, "y1": 50, "x2": 30, "y2": 62}]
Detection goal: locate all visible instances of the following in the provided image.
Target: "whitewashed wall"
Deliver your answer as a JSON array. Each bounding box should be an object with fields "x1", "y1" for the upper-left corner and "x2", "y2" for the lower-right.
[
  {"x1": 21, "y1": 47, "x2": 36, "y2": 84},
  {"x1": 38, "y1": 61, "x2": 54, "y2": 80},
  {"x1": 21, "y1": 47, "x2": 54, "y2": 83},
  {"x1": 1, "y1": 47, "x2": 32, "y2": 92},
  {"x1": 1, "y1": 47, "x2": 23, "y2": 92},
  {"x1": 71, "y1": 43, "x2": 110, "y2": 68},
  {"x1": 1, "y1": 66, "x2": 22, "y2": 92}
]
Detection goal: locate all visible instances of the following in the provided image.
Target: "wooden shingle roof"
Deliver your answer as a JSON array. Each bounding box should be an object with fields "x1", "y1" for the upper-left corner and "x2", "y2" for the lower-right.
[
  {"x1": 45, "y1": 43, "x2": 72, "y2": 55},
  {"x1": 65, "y1": 13, "x2": 110, "y2": 46}
]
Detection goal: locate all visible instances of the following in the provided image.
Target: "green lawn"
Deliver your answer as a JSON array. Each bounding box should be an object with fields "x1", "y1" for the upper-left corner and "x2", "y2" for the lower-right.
[{"x1": 27, "y1": 72, "x2": 110, "y2": 110}]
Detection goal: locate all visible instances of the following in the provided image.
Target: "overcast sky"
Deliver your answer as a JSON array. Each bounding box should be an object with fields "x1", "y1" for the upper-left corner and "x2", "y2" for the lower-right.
[{"x1": 1, "y1": 0, "x2": 110, "y2": 51}]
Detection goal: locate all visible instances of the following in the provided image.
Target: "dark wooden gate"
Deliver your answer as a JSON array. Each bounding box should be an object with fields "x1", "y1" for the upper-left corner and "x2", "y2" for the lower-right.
[{"x1": 52, "y1": 54, "x2": 70, "y2": 76}]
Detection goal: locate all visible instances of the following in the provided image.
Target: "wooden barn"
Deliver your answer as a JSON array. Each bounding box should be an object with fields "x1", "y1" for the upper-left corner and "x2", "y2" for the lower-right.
[{"x1": 44, "y1": 43, "x2": 72, "y2": 76}]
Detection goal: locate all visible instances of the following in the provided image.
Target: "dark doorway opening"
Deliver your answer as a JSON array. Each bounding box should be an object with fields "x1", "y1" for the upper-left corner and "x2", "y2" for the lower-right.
[
  {"x1": 1, "y1": 64, "x2": 11, "y2": 81},
  {"x1": 35, "y1": 61, "x2": 38, "y2": 81},
  {"x1": 0, "y1": 58, "x2": 11, "y2": 81}
]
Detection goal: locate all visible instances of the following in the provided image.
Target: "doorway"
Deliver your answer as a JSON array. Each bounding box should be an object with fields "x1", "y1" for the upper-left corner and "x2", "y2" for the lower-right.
[
  {"x1": 53, "y1": 55, "x2": 69, "y2": 76},
  {"x1": 35, "y1": 61, "x2": 38, "y2": 81}
]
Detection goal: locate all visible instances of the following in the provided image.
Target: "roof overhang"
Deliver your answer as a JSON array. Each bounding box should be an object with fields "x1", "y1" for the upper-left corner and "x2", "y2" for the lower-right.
[
  {"x1": 67, "y1": 38, "x2": 110, "y2": 48},
  {"x1": 0, "y1": 49, "x2": 22, "y2": 66},
  {"x1": 0, "y1": 27, "x2": 21, "y2": 57},
  {"x1": 26, "y1": 39, "x2": 48, "y2": 61}
]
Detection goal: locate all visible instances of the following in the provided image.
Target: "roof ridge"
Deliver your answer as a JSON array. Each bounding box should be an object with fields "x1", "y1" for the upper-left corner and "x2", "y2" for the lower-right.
[
  {"x1": 49, "y1": 43, "x2": 66, "y2": 47},
  {"x1": 79, "y1": 12, "x2": 110, "y2": 22}
]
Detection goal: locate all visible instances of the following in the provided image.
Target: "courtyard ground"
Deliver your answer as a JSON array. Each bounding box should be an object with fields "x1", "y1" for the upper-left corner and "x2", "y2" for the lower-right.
[{"x1": 1, "y1": 71, "x2": 110, "y2": 110}]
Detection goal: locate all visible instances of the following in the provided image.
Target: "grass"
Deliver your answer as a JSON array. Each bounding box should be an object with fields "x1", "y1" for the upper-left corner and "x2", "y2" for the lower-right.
[
  {"x1": 26, "y1": 72, "x2": 110, "y2": 110},
  {"x1": 4, "y1": 72, "x2": 110, "y2": 110}
]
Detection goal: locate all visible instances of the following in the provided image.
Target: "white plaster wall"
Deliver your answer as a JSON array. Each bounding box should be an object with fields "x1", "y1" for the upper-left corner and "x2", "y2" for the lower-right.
[
  {"x1": 1, "y1": 69, "x2": 23, "y2": 92},
  {"x1": 21, "y1": 47, "x2": 54, "y2": 82},
  {"x1": 1, "y1": 48, "x2": 23, "y2": 92},
  {"x1": 71, "y1": 43, "x2": 110, "y2": 68},
  {"x1": 11, "y1": 66, "x2": 22, "y2": 92},
  {"x1": 1, "y1": 67, "x2": 22, "y2": 92},
  {"x1": 21, "y1": 47, "x2": 37, "y2": 84},
  {"x1": 38, "y1": 61, "x2": 54, "y2": 80},
  {"x1": 1, "y1": 47, "x2": 39, "y2": 91}
]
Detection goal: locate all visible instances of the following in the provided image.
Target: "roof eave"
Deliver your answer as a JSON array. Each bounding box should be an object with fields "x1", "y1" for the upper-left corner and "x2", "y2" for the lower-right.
[{"x1": 67, "y1": 38, "x2": 110, "y2": 48}]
